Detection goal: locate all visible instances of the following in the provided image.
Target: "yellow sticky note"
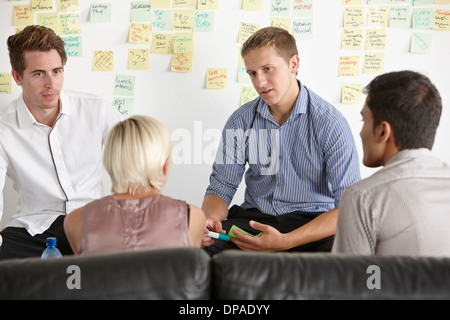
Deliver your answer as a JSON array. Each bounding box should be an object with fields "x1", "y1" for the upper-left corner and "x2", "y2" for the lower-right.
[
  {"x1": 341, "y1": 83, "x2": 363, "y2": 104},
  {"x1": 173, "y1": 10, "x2": 194, "y2": 31},
  {"x1": 152, "y1": 0, "x2": 171, "y2": 8},
  {"x1": 198, "y1": 0, "x2": 219, "y2": 10},
  {"x1": 13, "y1": 5, "x2": 34, "y2": 27},
  {"x1": 341, "y1": 28, "x2": 363, "y2": 50},
  {"x1": 93, "y1": 50, "x2": 114, "y2": 72},
  {"x1": 206, "y1": 68, "x2": 228, "y2": 89},
  {"x1": 57, "y1": 0, "x2": 79, "y2": 12},
  {"x1": 173, "y1": 32, "x2": 194, "y2": 53},
  {"x1": 343, "y1": 7, "x2": 365, "y2": 28},
  {"x1": 364, "y1": 52, "x2": 384, "y2": 74},
  {"x1": 171, "y1": 53, "x2": 193, "y2": 73},
  {"x1": 174, "y1": 0, "x2": 195, "y2": 8},
  {"x1": 434, "y1": 9, "x2": 450, "y2": 31},
  {"x1": 0, "y1": 73, "x2": 12, "y2": 95},
  {"x1": 242, "y1": 0, "x2": 264, "y2": 11},
  {"x1": 342, "y1": 0, "x2": 363, "y2": 4},
  {"x1": 128, "y1": 23, "x2": 151, "y2": 44},
  {"x1": 37, "y1": 13, "x2": 60, "y2": 34},
  {"x1": 238, "y1": 22, "x2": 260, "y2": 43},
  {"x1": 270, "y1": 17, "x2": 291, "y2": 31},
  {"x1": 128, "y1": 49, "x2": 149, "y2": 70},
  {"x1": 339, "y1": 56, "x2": 360, "y2": 77},
  {"x1": 60, "y1": 13, "x2": 81, "y2": 35},
  {"x1": 151, "y1": 33, "x2": 173, "y2": 54},
  {"x1": 31, "y1": 0, "x2": 53, "y2": 11},
  {"x1": 365, "y1": 29, "x2": 387, "y2": 50},
  {"x1": 367, "y1": 6, "x2": 389, "y2": 28}
]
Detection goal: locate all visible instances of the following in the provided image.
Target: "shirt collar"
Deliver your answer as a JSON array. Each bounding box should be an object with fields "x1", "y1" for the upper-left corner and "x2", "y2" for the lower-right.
[
  {"x1": 17, "y1": 90, "x2": 73, "y2": 128},
  {"x1": 256, "y1": 80, "x2": 308, "y2": 122},
  {"x1": 385, "y1": 148, "x2": 433, "y2": 166}
]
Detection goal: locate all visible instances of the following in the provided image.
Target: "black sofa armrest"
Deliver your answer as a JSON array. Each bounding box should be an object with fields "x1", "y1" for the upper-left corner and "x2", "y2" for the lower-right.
[
  {"x1": 212, "y1": 250, "x2": 450, "y2": 300},
  {"x1": 0, "y1": 247, "x2": 211, "y2": 300}
]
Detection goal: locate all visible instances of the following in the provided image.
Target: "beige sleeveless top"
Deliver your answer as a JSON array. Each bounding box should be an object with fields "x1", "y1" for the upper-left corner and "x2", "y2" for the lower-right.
[{"x1": 79, "y1": 194, "x2": 190, "y2": 255}]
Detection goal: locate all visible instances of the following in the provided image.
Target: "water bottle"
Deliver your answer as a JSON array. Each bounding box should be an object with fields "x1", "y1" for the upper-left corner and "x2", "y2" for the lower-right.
[{"x1": 41, "y1": 237, "x2": 62, "y2": 259}]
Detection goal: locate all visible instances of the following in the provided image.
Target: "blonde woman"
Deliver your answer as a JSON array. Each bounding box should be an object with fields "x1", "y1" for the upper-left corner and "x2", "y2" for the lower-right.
[{"x1": 64, "y1": 115, "x2": 205, "y2": 255}]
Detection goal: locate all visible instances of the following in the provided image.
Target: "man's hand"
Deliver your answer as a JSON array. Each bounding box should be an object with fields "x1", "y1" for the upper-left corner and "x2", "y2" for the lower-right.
[
  {"x1": 229, "y1": 220, "x2": 290, "y2": 252},
  {"x1": 201, "y1": 218, "x2": 226, "y2": 248}
]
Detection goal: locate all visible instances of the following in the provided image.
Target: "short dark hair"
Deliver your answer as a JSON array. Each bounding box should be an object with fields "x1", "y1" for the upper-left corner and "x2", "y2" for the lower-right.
[
  {"x1": 241, "y1": 27, "x2": 298, "y2": 64},
  {"x1": 7, "y1": 25, "x2": 67, "y2": 76},
  {"x1": 364, "y1": 70, "x2": 442, "y2": 150}
]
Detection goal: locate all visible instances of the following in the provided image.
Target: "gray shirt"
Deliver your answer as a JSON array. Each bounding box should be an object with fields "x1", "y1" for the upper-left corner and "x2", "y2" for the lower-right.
[{"x1": 333, "y1": 148, "x2": 450, "y2": 257}]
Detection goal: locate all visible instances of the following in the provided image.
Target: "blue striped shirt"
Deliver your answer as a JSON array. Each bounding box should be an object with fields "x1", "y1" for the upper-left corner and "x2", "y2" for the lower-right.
[{"x1": 205, "y1": 82, "x2": 361, "y2": 215}]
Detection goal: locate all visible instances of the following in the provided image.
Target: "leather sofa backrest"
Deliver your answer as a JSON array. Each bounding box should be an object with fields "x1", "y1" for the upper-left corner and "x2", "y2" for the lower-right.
[
  {"x1": 0, "y1": 247, "x2": 211, "y2": 300},
  {"x1": 212, "y1": 250, "x2": 450, "y2": 300}
]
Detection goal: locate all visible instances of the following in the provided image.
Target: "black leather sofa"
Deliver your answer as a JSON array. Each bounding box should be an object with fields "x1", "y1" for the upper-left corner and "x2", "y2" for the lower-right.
[{"x1": 0, "y1": 247, "x2": 449, "y2": 300}]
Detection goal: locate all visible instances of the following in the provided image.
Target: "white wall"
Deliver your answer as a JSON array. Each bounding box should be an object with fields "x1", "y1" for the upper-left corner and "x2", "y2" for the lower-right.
[{"x1": 1, "y1": 0, "x2": 449, "y2": 228}]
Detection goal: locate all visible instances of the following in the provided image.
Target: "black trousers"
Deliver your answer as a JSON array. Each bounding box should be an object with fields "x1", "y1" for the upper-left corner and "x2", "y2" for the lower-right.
[
  {"x1": 0, "y1": 215, "x2": 74, "y2": 260},
  {"x1": 204, "y1": 205, "x2": 334, "y2": 256}
]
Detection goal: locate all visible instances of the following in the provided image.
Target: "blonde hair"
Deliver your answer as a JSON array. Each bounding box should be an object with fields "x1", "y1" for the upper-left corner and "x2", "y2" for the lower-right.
[{"x1": 103, "y1": 115, "x2": 172, "y2": 194}]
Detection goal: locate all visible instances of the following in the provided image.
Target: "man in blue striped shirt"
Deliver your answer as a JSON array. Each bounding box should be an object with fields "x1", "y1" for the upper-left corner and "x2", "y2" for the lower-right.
[{"x1": 202, "y1": 27, "x2": 360, "y2": 254}]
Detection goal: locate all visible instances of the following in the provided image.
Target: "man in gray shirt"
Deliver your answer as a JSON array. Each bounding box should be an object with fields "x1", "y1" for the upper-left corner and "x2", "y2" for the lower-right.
[{"x1": 333, "y1": 70, "x2": 450, "y2": 257}]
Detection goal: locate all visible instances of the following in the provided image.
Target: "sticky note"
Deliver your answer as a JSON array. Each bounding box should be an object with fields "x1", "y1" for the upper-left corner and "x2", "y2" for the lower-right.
[
  {"x1": 173, "y1": 33, "x2": 195, "y2": 54},
  {"x1": 242, "y1": 0, "x2": 264, "y2": 11},
  {"x1": 31, "y1": 0, "x2": 53, "y2": 11},
  {"x1": 173, "y1": 10, "x2": 194, "y2": 31},
  {"x1": 270, "y1": 0, "x2": 291, "y2": 17},
  {"x1": 37, "y1": 13, "x2": 60, "y2": 34},
  {"x1": 194, "y1": 11, "x2": 214, "y2": 32},
  {"x1": 90, "y1": 3, "x2": 112, "y2": 23},
  {"x1": 113, "y1": 97, "x2": 134, "y2": 118},
  {"x1": 128, "y1": 23, "x2": 151, "y2": 44},
  {"x1": 412, "y1": 8, "x2": 434, "y2": 29},
  {"x1": 389, "y1": 6, "x2": 411, "y2": 28},
  {"x1": 342, "y1": 0, "x2": 363, "y2": 4},
  {"x1": 343, "y1": 7, "x2": 365, "y2": 28},
  {"x1": 206, "y1": 68, "x2": 228, "y2": 89},
  {"x1": 151, "y1": 0, "x2": 171, "y2": 8},
  {"x1": 93, "y1": 50, "x2": 114, "y2": 72},
  {"x1": 58, "y1": 0, "x2": 79, "y2": 12},
  {"x1": 339, "y1": 56, "x2": 360, "y2": 77},
  {"x1": 13, "y1": 5, "x2": 34, "y2": 27},
  {"x1": 114, "y1": 74, "x2": 136, "y2": 97},
  {"x1": 365, "y1": 29, "x2": 386, "y2": 50},
  {"x1": 60, "y1": 13, "x2": 82, "y2": 35},
  {"x1": 367, "y1": 6, "x2": 389, "y2": 28},
  {"x1": 238, "y1": 22, "x2": 260, "y2": 43},
  {"x1": 198, "y1": 0, "x2": 219, "y2": 10},
  {"x1": 434, "y1": 9, "x2": 450, "y2": 31},
  {"x1": 364, "y1": 52, "x2": 384, "y2": 74},
  {"x1": 240, "y1": 86, "x2": 259, "y2": 106},
  {"x1": 128, "y1": 49, "x2": 150, "y2": 69},
  {"x1": 270, "y1": 17, "x2": 291, "y2": 31},
  {"x1": 341, "y1": 28, "x2": 363, "y2": 50},
  {"x1": 228, "y1": 225, "x2": 262, "y2": 240},
  {"x1": 130, "y1": 1, "x2": 151, "y2": 22},
  {"x1": 237, "y1": 46, "x2": 250, "y2": 83},
  {"x1": 292, "y1": 0, "x2": 313, "y2": 18},
  {"x1": 0, "y1": 73, "x2": 12, "y2": 95},
  {"x1": 171, "y1": 53, "x2": 193, "y2": 73},
  {"x1": 292, "y1": 19, "x2": 313, "y2": 40},
  {"x1": 151, "y1": 10, "x2": 172, "y2": 31},
  {"x1": 410, "y1": 33, "x2": 432, "y2": 54},
  {"x1": 174, "y1": 0, "x2": 195, "y2": 8},
  {"x1": 151, "y1": 33, "x2": 173, "y2": 54},
  {"x1": 341, "y1": 84, "x2": 363, "y2": 104},
  {"x1": 62, "y1": 35, "x2": 82, "y2": 57}
]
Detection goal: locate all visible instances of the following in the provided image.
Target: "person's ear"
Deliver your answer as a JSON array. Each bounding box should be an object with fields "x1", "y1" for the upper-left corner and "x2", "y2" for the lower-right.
[
  {"x1": 376, "y1": 121, "x2": 393, "y2": 144},
  {"x1": 290, "y1": 55, "x2": 300, "y2": 74},
  {"x1": 162, "y1": 156, "x2": 171, "y2": 177},
  {"x1": 11, "y1": 70, "x2": 23, "y2": 86}
]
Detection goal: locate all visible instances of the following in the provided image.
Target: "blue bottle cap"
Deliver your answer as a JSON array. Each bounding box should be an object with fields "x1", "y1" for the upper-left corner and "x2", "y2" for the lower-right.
[{"x1": 46, "y1": 237, "x2": 57, "y2": 246}]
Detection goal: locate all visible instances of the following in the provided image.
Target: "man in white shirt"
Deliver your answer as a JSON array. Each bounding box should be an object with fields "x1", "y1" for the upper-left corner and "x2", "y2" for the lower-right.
[
  {"x1": 0, "y1": 26, "x2": 122, "y2": 259},
  {"x1": 333, "y1": 70, "x2": 450, "y2": 257}
]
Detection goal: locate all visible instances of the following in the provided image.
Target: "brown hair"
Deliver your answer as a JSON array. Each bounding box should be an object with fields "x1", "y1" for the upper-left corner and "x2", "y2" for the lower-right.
[
  {"x1": 7, "y1": 25, "x2": 67, "y2": 76},
  {"x1": 241, "y1": 27, "x2": 298, "y2": 63}
]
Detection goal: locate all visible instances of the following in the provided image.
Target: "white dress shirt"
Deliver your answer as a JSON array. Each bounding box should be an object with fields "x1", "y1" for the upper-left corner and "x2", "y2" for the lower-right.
[
  {"x1": 0, "y1": 90, "x2": 122, "y2": 237},
  {"x1": 333, "y1": 148, "x2": 450, "y2": 257}
]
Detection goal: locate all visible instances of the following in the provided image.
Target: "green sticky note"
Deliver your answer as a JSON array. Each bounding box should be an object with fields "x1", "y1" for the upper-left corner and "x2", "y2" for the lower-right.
[{"x1": 228, "y1": 225, "x2": 262, "y2": 240}]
